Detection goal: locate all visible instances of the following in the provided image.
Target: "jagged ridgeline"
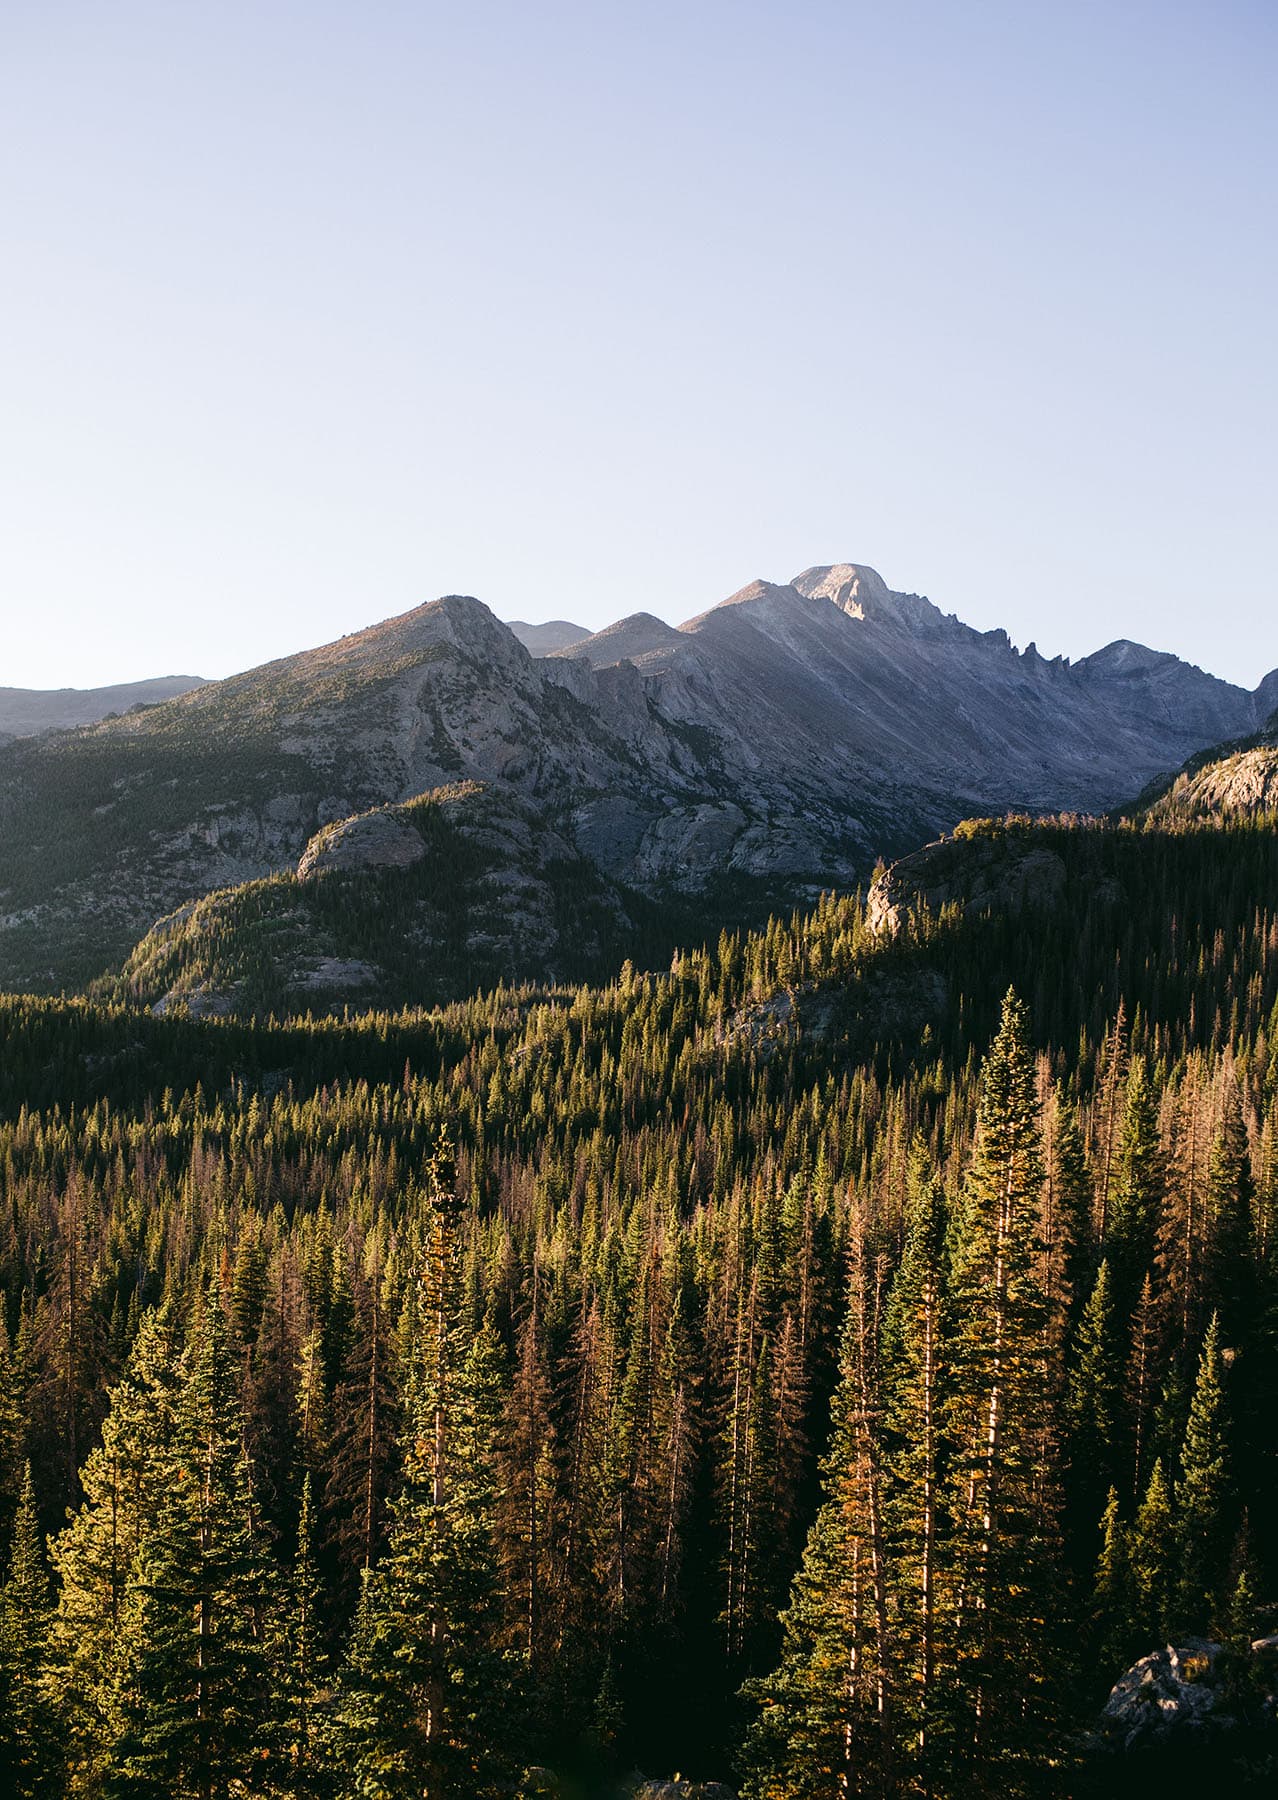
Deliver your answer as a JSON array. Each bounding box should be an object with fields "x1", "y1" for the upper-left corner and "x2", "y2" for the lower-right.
[
  {"x1": 2, "y1": 565, "x2": 1275, "y2": 1000},
  {"x1": 0, "y1": 800, "x2": 1276, "y2": 1796}
]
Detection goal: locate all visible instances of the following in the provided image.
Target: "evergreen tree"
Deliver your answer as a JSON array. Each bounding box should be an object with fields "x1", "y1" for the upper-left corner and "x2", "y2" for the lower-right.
[
  {"x1": 739, "y1": 1226, "x2": 894, "y2": 1799},
  {"x1": 942, "y1": 991, "x2": 1065, "y2": 1794},
  {"x1": 1175, "y1": 1314, "x2": 1232, "y2": 1633},
  {"x1": 337, "y1": 1154, "x2": 525, "y2": 1799},
  {"x1": 1124, "y1": 1272, "x2": 1162, "y2": 1504},
  {"x1": 275, "y1": 1475, "x2": 329, "y2": 1798},
  {"x1": 1128, "y1": 1459, "x2": 1174, "y2": 1646},
  {"x1": 49, "y1": 1305, "x2": 184, "y2": 1784},
  {"x1": 0, "y1": 1321, "x2": 28, "y2": 1550},
  {"x1": 879, "y1": 1139, "x2": 948, "y2": 1784},
  {"x1": 1089, "y1": 1487, "x2": 1135, "y2": 1682},
  {"x1": 1063, "y1": 1261, "x2": 1124, "y2": 1564},
  {"x1": 104, "y1": 1286, "x2": 276, "y2": 1799},
  {"x1": 326, "y1": 1261, "x2": 399, "y2": 1598},
  {"x1": 1105, "y1": 1057, "x2": 1163, "y2": 1306},
  {"x1": 1041, "y1": 1088, "x2": 1092, "y2": 1332},
  {"x1": 0, "y1": 807, "x2": 1274, "y2": 1789},
  {"x1": 0, "y1": 1465, "x2": 58, "y2": 1798},
  {"x1": 1202, "y1": 1086, "x2": 1255, "y2": 1341}
]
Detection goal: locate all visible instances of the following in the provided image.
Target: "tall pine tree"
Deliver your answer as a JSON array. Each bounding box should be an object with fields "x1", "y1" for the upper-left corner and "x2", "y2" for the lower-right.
[{"x1": 942, "y1": 991, "x2": 1066, "y2": 1795}]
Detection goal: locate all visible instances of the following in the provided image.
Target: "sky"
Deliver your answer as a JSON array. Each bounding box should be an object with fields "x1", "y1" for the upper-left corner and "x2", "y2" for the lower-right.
[{"x1": 2, "y1": 1, "x2": 1275, "y2": 691}]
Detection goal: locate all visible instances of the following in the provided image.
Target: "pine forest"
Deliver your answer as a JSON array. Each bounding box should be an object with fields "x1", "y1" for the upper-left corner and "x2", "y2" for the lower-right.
[{"x1": 0, "y1": 813, "x2": 1276, "y2": 1798}]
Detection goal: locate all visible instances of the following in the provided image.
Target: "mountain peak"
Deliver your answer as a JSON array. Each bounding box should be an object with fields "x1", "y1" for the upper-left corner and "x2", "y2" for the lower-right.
[
  {"x1": 678, "y1": 578, "x2": 807, "y2": 633},
  {"x1": 316, "y1": 593, "x2": 519, "y2": 672},
  {"x1": 792, "y1": 563, "x2": 895, "y2": 619},
  {"x1": 792, "y1": 563, "x2": 949, "y2": 637},
  {"x1": 554, "y1": 613, "x2": 685, "y2": 667},
  {"x1": 1080, "y1": 639, "x2": 1179, "y2": 677}
]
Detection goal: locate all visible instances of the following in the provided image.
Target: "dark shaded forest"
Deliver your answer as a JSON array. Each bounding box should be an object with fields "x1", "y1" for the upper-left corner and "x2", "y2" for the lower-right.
[{"x1": 0, "y1": 816, "x2": 1276, "y2": 1797}]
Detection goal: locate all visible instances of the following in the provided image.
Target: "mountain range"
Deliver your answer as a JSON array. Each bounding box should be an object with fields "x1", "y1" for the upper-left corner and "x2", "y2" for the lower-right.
[
  {"x1": 1, "y1": 561, "x2": 1273, "y2": 1006},
  {"x1": 0, "y1": 674, "x2": 207, "y2": 743}
]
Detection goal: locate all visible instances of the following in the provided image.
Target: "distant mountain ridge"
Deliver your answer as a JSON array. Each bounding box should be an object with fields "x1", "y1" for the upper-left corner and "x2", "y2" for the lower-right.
[
  {"x1": 506, "y1": 619, "x2": 590, "y2": 654},
  {"x1": 0, "y1": 560, "x2": 1273, "y2": 997},
  {"x1": 0, "y1": 675, "x2": 207, "y2": 741}
]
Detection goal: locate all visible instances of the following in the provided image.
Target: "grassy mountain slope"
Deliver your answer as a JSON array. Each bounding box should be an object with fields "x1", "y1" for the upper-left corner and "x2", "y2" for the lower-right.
[{"x1": 0, "y1": 675, "x2": 207, "y2": 740}]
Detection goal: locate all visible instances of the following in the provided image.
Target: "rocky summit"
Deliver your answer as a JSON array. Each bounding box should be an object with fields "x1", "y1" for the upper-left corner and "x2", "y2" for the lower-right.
[{"x1": 0, "y1": 560, "x2": 1273, "y2": 996}]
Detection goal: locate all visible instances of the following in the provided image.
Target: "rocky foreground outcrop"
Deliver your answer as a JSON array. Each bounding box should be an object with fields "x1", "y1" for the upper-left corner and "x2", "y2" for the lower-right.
[
  {"x1": 632, "y1": 1783, "x2": 735, "y2": 1800},
  {"x1": 1100, "y1": 1637, "x2": 1277, "y2": 1750},
  {"x1": 519, "y1": 1775, "x2": 735, "y2": 1800},
  {"x1": 1087, "y1": 1633, "x2": 1278, "y2": 1791}
]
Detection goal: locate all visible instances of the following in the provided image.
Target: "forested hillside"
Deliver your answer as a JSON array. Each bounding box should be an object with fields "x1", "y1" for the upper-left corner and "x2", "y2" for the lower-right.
[{"x1": 0, "y1": 813, "x2": 1275, "y2": 1796}]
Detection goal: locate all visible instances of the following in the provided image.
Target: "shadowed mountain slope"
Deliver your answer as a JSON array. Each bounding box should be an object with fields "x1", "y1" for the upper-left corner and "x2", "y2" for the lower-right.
[
  {"x1": 90, "y1": 782, "x2": 658, "y2": 1018},
  {"x1": 0, "y1": 594, "x2": 715, "y2": 989}
]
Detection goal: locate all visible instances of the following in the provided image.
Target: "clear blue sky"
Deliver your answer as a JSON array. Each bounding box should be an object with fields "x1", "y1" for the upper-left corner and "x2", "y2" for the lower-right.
[{"x1": 2, "y1": 1, "x2": 1275, "y2": 689}]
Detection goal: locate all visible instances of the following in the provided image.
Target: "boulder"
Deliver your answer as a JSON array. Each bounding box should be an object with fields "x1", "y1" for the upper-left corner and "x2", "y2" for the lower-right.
[
  {"x1": 1100, "y1": 1639, "x2": 1228, "y2": 1750},
  {"x1": 1099, "y1": 1635, "x2": 1278, "y2": 1754}
]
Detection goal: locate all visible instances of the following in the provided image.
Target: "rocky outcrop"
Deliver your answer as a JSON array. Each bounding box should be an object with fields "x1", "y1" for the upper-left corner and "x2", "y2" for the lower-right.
[
  {"x1": 866, "y1": 824, "x2": 1073, "y2": 936},
  {"x1": 1098, "y1": 1635, "x2": 1278, "y2": 1755},
  {"x1": 519, "y1": 1776, "x2": 735, "y2": 1800},
  {"x1": 632, "y1": 1783, "x2": 736, "y2": 1800},
  {"x1": 1133, "y1": 725, "x2": 1278, "y2": 824},
  {"x1": 297, "y1": 809, "x2": 427, "y2": 880},
  {"x1": 97, "y1": 783, "x2": 642, "y2": 1018}
]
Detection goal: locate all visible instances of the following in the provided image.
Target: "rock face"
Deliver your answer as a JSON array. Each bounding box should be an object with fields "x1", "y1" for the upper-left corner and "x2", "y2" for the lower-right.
[
  {"x1": 1, "y1": 562, "x2": 1274, "y2": 994},
  {"x1": 1133, "y1": 722, "x2": 1278, "y2": 824},
  {"x1": 0, "y1": 675, "x2": 206, "y2": 738},
  {"x1": 1101, "y1": 1640, "x2": 1230, "y2": 1749},
  {"x1": 1098, "y1": 1636, "x2": 1278, "y2": 1756},
  {"x1": 98, "y1": 783, "x2": 640, "y2": 1017},
  {"x1": 866, "y1": 824, "x2": 1073, "y2": 936},
  {"x1": 561, "y1": 563, "x2": 1274, "y2": 826},
  {"x1": 296, "y1": 809, "x2": 427, "y2": 880}
]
